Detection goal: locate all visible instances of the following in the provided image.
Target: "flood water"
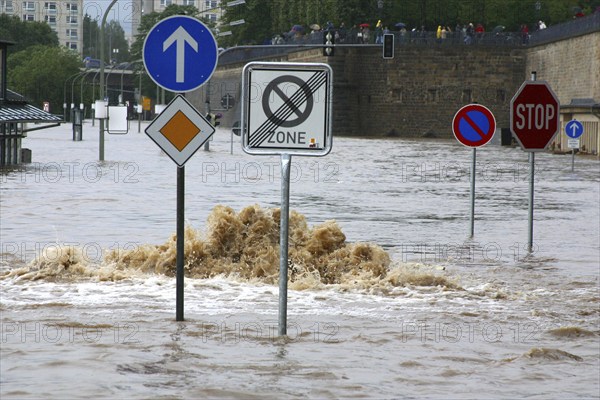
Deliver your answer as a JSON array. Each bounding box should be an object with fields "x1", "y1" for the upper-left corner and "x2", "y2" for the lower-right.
[{"x1": 1, "y1": 121, "x2": 599, "y2": 399}]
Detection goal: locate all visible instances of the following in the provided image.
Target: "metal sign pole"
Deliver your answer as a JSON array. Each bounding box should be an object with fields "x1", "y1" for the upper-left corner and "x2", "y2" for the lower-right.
[
  {"x1": 99, "y1": 120, "x2": 105, "y2": 161},
  {"x1": 527, "y1": 71, "x2": 537, "y2": 254},
  {"x1": 528, "y1": 152, "x2": 535, "y2": 253},
  {"x1": 176, "y1": 165, "x2": 185, "y2": 321},
  {"x1": 469, "y1": 147, "x2": 476, "y2": 237},
  {"x1": 278, "y1": 153, "x2": 292, "y2": 336},
  {"x1": 571, "y1": 149, "x2": 575, "y2": 172}
]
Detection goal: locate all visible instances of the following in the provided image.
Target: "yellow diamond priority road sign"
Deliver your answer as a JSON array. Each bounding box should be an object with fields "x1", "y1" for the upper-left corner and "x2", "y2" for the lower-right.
[{"x1": 145, "y1": 95, "x2": 215, "y2": 166}]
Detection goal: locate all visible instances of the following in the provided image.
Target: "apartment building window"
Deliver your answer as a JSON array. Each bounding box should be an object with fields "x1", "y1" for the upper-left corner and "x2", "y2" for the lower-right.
[
  {"x1": 66, "y1": 42, "x2": 78, "y2": 50},
  {"x1": 22, "y1": 1, "x2": 35, "y2": 11},
  {"x1": 206, "y1": 13, "x2": 217, "y2": 22},
  {"x1": 159, "y1": 0, "x2": 172, "y2": 7},
  {"x1": 66, "y1": 15, "x2": 77, "y2": 24},
  {"x1": 66, "y1": 2, "x2": 77, "y2": 12},
  {"x1": 66, "y1": 28, "x2": 78, "y2": 39},
  {"x1": 22, "y1": 13, "x2": 35, "y2": 21},
  {"x1": 44, "y1": 2, "x2": 56, "y2": 12},
  {"x1": 2, "y1": 0, "x2": 14, "y2": 12},
  {"x1": 204, "y1": 0, "x2": 217, "y2": 8},
  {"x1": 182, "y1": 0, "x2": 194, "y2": 5},
  {"x1": 44, "y1": 15, "x2": 56, "y2": 24}
]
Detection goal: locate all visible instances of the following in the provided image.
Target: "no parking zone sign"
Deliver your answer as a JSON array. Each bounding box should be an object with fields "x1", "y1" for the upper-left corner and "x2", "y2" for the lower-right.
[
  {"x1": 241, "y1": 62, "x2": 333, "y2": 156},
  {"x1": 452, "y1": 104, "x2": 496, "y2": 147}
]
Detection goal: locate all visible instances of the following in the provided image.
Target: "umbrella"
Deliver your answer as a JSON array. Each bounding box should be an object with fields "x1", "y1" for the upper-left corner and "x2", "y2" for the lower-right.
[
  {"x1": 395, "y1": 22, "x2": 406, "y2": 29},
  {"x1": 291, "y1": 24, "x2": 304, "y2": 32},
  {"x1": 310, "y1": 24, "x2": 321, "y2": 31},
  {"x1": 359, "y1": 23, "x2": 370, "y2": 28},
  {"x1": 492, "y1": 25, "x2": 505, "y2": 33}
]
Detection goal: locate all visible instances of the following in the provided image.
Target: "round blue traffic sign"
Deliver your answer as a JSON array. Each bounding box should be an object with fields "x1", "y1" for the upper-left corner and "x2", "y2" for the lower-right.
[
  {"x1": 565, "y1": 120, "x2": 584, "y2": 139},
  {"x1": 452, "y1": 104, "x2": 496, "y2": 148},
  {"x1": 143, "y1": 16, "x2": 218, "y2": 93}
]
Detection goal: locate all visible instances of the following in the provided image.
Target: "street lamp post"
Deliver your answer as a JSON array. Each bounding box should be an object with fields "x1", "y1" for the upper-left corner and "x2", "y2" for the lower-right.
[
  {"x1": 71, "y1": 71, "x2": 86, "y2": 110},
  {"x1": 80, "y1": 70, "x2": 93, "y2": 119},
  {"x1": 63, "y1": 71, "x2": 83, "y2": 121},
  {"x1": 99, "y1": 0, "x2": 119, "y2": 161},
  {"x1": 91, "y1": 69, "x2": 101, "y2": 126},
  {"x1": 120, "y1": 62, "x2": 133, "y2": 105}
]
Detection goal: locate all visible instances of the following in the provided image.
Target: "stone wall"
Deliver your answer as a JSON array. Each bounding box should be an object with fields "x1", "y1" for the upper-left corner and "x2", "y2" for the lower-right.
[
  {"x1": 189, "y1": 30, "x2": 597, "y2": 139},
  {"x1": 525, "y1": 31, "x2": 600, "y2": 105},
  {"x1": 330, "y1": 45, "x2": 525, "y2": 137}
]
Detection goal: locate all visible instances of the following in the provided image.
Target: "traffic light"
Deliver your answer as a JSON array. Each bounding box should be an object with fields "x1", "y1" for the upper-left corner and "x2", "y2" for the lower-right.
[
  {"x1": 383, "y1": 33, "x2": 394, "y2": 59},
  {"x1": 206, "y1": 112, "x2": 222, "y2": 126},
  {"x1": 323, "y1": 30, "x2": 334, "y2": 57}
]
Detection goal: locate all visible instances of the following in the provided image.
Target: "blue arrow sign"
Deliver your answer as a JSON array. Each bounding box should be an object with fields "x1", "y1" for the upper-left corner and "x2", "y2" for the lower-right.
[
  {"x1": 565, "y1": 120, "x2": 584, "y2": 139},
  {"x1": 143, "y1": 16, "x2": 218, "y2": 93}
]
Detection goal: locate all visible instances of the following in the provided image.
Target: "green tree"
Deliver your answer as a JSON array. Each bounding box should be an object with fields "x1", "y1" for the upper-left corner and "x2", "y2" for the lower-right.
[
  {"x1": 219, "y1": 0, "x2": 273, "y2": 46},
  {"x1": 82, "y1": 16, "x2": 129, "y2": 63},
  {"x1": 0, "y1": 14, "x2": 58, "y2": 53},
  {"x1": 82, "y1": 14, "x2": 101, "y2": 59},
  {"x1": 7, "y1": 45, "x2": 81, "y2": 112},
  {"x1": 105, "y1": 20, "x2": 130, "y2": 64},
  {"x1": 219, "y1": 0, "x2": 590, "y2": 42}
]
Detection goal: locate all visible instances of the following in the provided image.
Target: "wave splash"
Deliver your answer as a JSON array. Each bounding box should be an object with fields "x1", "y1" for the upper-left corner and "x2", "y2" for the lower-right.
[{"x1": 2, "y1": 205, "x2": 457, "y2": 290}]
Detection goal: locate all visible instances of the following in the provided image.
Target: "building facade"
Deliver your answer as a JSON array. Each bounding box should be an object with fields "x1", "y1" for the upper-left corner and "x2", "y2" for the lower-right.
[
  {"x1": 1, "y1": 0, "x2": 83, "y2": 53},
  {"x1": 133, "y1": 0, "x2": 223, "y2": 37}
]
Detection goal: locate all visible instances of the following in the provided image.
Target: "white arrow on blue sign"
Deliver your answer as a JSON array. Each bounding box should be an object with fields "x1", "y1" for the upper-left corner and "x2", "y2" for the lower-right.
[
  {"x1": 565, "y1": 120, "x2": 584, "y2": 139},
  {"x1": 143, "y1": 15, "x2": 218, "y2": 93}
]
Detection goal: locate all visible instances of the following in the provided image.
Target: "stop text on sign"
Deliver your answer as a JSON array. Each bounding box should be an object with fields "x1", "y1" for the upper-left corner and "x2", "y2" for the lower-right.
[{"x1": 514, "y1": 103, "x2": 556, "y2": 130}]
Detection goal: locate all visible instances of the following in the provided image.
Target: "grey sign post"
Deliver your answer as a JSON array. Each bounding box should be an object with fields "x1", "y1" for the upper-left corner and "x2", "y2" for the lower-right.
[
  {"x1": 143, "y1": 16, "x2": 218, "y2": 322},
  {"x1": 565, "y1": 119, "x2": 584, "y2": 172},
  {"x1": 241, "y1": 62, "x2": 333, "y2": 336},
  {"x1": 452, "y1": 104, "x2": 497, "y2": 237}
]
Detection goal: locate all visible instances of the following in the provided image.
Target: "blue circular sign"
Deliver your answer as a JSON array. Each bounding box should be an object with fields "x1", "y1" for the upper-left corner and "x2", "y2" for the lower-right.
[
  {"x1": 565, "y1": 120, "x2": 584, "y2": 139},
  {"x1": 143, "y1": 16, "x2": 218, "y2": 93},
  {"x1": 452, "y1": 104, "x2": 496, "y2": 148}
]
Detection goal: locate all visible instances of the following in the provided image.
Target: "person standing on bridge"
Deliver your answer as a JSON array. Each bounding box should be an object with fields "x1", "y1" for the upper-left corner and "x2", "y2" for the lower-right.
[
  {"x1": 475, "y1": 23, "x2": 485, "y2": 41},
  {"x1": 520, "y1": 24, "x2": 529, "y2": 45},
  {"x1": 465, "y1": 23, "x2": 474, "y2": 44}
]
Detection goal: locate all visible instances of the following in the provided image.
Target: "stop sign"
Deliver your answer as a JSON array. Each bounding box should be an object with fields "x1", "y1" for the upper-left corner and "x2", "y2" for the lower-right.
[{"x1": 510, "y1": 81, "x2": 560, "y2": 151}]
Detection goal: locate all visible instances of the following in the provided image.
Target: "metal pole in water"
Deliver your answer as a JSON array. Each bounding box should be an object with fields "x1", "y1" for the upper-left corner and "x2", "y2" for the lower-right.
[
  {"x1": 571, "y1": 149, "x2": 575, "y2": 172},
  {"x1": 99, "y1": 121, "x2": 105, "y2": 161},
  {"x1": 469, "y1": 147, "x2": 476, "y2": 237},
  {"x1": 204, "y1": 84, "x2": 211, "y2": 152},
  {"x1": 527, "y1": 71, "x2": 536, "y2": 254},
  {"x1": 528, "y1": 152, "x2": 535, "y2": 253},
  {"x1": 138, "y1": 70, "x2": 142, "y2": 133},
  {"x1": 98, "y1": 0, "x2": 118, "y2": 162},
  {"x1": 176, "y1": 165, "x2": 185, "y2": 321},
  {"x1": 278, "y1": 153, "x2": 292, "y2": 336}
]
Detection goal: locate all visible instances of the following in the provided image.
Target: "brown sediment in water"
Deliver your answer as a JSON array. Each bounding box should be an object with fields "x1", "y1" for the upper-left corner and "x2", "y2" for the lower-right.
[
  {"x1": 523, "y1": 348, "x2": 584, "y2": 362},
  {"x1": 546, "y1": 326, "x2": 598, "y2": 338},
  {"x1": 2, "y1": 205, "x2": 458, "y2": 291}
]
